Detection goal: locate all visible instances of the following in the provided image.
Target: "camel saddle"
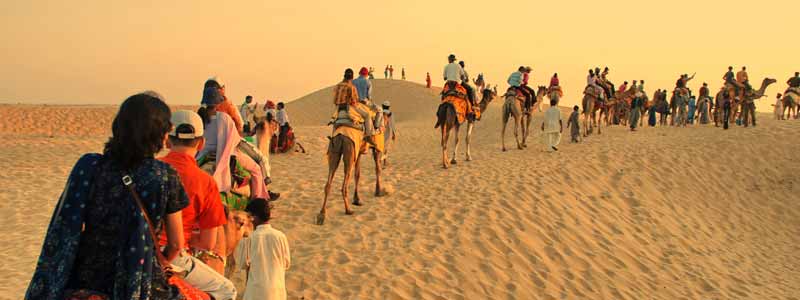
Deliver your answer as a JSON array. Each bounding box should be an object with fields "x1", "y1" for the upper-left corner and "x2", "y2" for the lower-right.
[{"x1": 441, "y1": 83, "x2": 471, "y2": 124}]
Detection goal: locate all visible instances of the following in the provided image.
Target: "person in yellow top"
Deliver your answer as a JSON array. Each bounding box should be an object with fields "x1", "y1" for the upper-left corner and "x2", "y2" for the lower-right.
[{"x1": 736, "y1": 66, "x2": 751, "y2": 99}]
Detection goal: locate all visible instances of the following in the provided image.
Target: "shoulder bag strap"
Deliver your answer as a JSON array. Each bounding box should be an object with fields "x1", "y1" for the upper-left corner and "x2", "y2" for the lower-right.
[{"x1": 122, "y1": 174, "x2": 172, "y2": 270}]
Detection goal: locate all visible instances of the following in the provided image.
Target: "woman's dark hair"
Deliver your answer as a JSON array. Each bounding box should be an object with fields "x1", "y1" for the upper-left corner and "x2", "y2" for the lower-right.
[
  {"x1": 197, "y1": 104, "x2": 216, "y2": 126},
  {"x1": 204, "y1": 79, "x2": 221, "y2": 89},
  {"x1": 104, "y1": 92, "x2": 171, "y2": 170},
  {"x1": 344, "y1": 69, "x2": 354, "y2": 80}
]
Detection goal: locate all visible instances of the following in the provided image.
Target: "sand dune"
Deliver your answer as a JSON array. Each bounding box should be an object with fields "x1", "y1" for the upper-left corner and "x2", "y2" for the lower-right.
[{"x1": 1, "y1": 80, "x2": 799, "y2": 300}]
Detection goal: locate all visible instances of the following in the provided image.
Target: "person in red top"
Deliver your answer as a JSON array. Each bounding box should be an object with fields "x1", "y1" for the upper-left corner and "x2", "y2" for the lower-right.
[
  {"x1": 426, "y1": 72, "x2": 432, "y2": 88},
  {"x1": 520, "y1": 66, "x2": 536, "y2": 111},
  {"x1": 549, "y1": 73, "x2": 559, "y2": 88},
  {"x1": 160, "y1": 110, "x2": 237, "y2": 300}
]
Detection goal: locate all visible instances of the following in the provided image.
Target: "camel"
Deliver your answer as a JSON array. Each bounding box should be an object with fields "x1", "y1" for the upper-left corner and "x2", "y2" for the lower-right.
[
  {"x1": 783, "y1": 91, "x2": 799, "y2": 119},
  {"x1": 737, "y1": 78, "x2": 777, "y2": 126},
  {"x1": 501, "y1": 88, "x2": 525, "y2": 151},
  {"x1": 477, "y1": 85, "x2": 498, "y2": 116},
  {"x1": 317, "y1": 129, "x2": 362, "y2": 225},
  {"x1": 435, "y1": 84, "x2": 472, "y2": 169}
]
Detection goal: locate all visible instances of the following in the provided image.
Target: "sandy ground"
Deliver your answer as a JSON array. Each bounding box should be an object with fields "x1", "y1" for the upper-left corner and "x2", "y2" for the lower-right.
[{"x1": 1, "y1": 80, "x2": 799, "y2": 300}]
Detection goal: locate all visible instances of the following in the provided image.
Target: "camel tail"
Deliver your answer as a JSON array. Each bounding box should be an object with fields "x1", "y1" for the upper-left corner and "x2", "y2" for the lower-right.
[{"x1": 435, "y1": 102, "x2": 453, "y2": 129}]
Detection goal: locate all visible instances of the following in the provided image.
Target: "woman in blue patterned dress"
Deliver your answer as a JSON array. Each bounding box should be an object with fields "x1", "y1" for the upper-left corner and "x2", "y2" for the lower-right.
[{"x1": 26, "y1": 92, "x2": 190, "y2": 300}]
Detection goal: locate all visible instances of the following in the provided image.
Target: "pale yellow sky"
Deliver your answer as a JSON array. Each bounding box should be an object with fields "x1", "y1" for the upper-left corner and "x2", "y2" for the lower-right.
[{"x1": 1, "y1": 0, "x2": 797, "y2": 111}]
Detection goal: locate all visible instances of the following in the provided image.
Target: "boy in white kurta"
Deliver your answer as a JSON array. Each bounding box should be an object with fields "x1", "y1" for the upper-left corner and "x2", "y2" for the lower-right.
[
  {"x1": 243, "y1": 199, "x2": 291, "y2": 300},
  {"x1": 541, "y1": 99, "x2": 563, "y2": 151}
]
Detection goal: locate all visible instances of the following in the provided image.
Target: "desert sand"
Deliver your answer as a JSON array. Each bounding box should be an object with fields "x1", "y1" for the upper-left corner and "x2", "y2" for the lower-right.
[{"x1": 1, "y1": 79, "x2": 799, "y2": 300}]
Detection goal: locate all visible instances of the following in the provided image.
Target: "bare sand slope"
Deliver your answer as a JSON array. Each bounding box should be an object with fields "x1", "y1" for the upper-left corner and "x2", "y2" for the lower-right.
[{"x1": 1, "y1": 81, "x2": 799, "y2": 300}]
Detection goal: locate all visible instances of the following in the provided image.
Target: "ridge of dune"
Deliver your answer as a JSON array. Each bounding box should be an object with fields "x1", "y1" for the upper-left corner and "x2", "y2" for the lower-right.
[{"x1": 288, "y1": 79, "x2": 441, "y2": 126}]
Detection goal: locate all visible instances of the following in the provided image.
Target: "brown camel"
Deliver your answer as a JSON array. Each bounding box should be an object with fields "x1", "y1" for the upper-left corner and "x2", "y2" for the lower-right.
[
  {"x1": 501, "y1": 88, "x2": 524, "y2": 151},
  {"x1": 736, "y1": 78, "x2": 776, "y2": 126},
  {"x1": 317, "y1": 131, "x2": 361, "y2": 225},
  {"x1": 783, "y1": 91, "x2": 799, "y2": 119}
]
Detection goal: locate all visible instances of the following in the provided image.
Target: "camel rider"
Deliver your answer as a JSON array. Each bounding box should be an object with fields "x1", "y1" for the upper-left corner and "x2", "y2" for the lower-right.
[
  {"x1": 459, "y1": 61, "x2": 476, "y2": 106},
  {"x1": 353, "y1": 67, "x2": 383, "y2": 136},
  {"x1": 723, "y1": 66, "x2": 741, "y2": 99},
  {"x1": 618, "y1": 81, "x2": 628, "y2": 94},
  {"x1": 586, "y1": 69, "x2": 604, "y2": 99},
  {"x1": 548, "y1": 73, "x2": 563, "y2": 97},
  {"x1": 786, "y1": 72, "x2": 800, "y2": 95},
  {"x1": 601, "y1": 67, "x2": 615, "y2": 97},
  {"x1": 332, "y1": 68, "x2": 374, "y2": 139},
  {"x1": 507, "y1": 66, "x2": 531, "y2": 104},
  {"x1": 520, "y1": 66, "x2": 536, "y2": 111},
  {"x1": 737, "y1": 66, "x2": 751, "y2": 98}
]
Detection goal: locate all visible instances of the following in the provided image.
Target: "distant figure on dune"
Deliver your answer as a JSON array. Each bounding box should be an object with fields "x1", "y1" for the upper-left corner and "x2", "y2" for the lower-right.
[
  {"x1": 368, "y1": 67, "x2": 375, "y2": 79},
  {"x1": 384, "y1": 65, "x2": 389, "y2": 79},
  {"x1": 426, "y1": 72, "x2": 432, "y2": 88},
  {"x1": 541, "y1": 98, "x2": 562, "y2": 151},
  {"x1": 567, "y1": 105, "x2": 580, "y2": 143},
  {"x1": 401, "y1": 67, "x2": 406, "y2": 80},
  {"x1": 389, "y1": 65, "x2": 394, "y2": 79}
]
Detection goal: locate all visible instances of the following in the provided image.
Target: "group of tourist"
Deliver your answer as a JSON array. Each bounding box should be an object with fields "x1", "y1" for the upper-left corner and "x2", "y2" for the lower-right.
[
  {"x1": 239, "y1": 96, "x2": 294, "y2": 153},
  {"x1": 27, "y1": 78, "x2": 293, "y2": 300},
  {"x1": 381, "y1": 65, "x2": 406, "y2": 80}
]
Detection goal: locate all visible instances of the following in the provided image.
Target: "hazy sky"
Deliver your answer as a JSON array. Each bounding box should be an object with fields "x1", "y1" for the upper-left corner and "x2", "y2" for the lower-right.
[{"x1": 1, "y1": 0, "x2": 797, "y2": 111}]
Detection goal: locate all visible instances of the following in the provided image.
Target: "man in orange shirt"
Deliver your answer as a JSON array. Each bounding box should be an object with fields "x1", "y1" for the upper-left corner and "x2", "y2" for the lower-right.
[{"x1": 160, "y1": 110, "x2": 236, "y2": 300}]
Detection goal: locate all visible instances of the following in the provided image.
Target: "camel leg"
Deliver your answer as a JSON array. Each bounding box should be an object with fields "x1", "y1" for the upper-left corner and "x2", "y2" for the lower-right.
[
  {"x1": 514, "y1": 115, "x2": 523, "y2": 150},
  {"x1": 501, "y1": 117, "x2": 508, "y2": 152},
  {"x1": 318, "y1": 148, "x2": 342, "y2": 225},
  {"x1": 341, "y1": 149, "x2": 354, "y2": 215},
  {"x1": 442, "y1": 126, "x2": 450, "y2": 169},
  {"x1": 352, "y1": 152, "x2": 363, "y2": 205},
  {"x1": 451, "y1": 124, "x2": 460, "y2": 164},
  {"x1": 373, "y1": 149, "x2": 385, "y2": 197},
  {"x1": 465, "y1": 122, "x2": 473, "y2": 161},
  {"x1": 522, "y1": 115, "x2": 532, "y2": 148}
]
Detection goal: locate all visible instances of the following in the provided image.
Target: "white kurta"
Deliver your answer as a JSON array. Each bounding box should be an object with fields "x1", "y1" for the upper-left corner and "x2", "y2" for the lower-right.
[
  {"x1": 242, "y1": 224, "x2": 291, "y2": 300},
  {"x1": 542, "y1": 106, "x2": 562, "y2": 150}
]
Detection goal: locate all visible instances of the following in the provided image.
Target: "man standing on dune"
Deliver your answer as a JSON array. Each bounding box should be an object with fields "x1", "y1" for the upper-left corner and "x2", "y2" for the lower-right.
[{"x1": 426, "y1": 72, "x2": 432, "y2": 88}]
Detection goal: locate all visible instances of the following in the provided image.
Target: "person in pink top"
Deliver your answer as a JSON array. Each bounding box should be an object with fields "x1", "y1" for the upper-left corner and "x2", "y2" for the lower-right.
[
  {"x1": 549, "y1": 73, "x2": 559, "y2": 88},
  {"x1": 520, "y1": 66, "x2": 536, "y2": 112},
  {"x1": 618, "y1": 81, "x2": 629, "y2": 93}
]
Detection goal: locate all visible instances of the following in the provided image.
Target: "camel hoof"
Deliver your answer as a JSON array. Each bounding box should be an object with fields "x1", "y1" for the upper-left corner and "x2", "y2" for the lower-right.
[
  {"x1": 352, "y1": 200, "x2": 363, "y2": 206},
  {"x1": 450, "y1": 159, "x2": 457, "y2": 164},
  {"x1": 345, "y1": 210, "x2": 354, "y2": 215},
  {"x1": 375, "y1": 189, "x2": 388, "y2": 197},
  {"x1": 502, "y1": 148, "x2": 507, "y2": 152},
  {"x1": 315, "y1": 212, "x2": 326, "y2": 225},
  {"x1": 517, "y1": 145, "x2": 524, "y2": 150},
  {"x1": 466, "y1": 156, "x2": 472, "y2": 162}
]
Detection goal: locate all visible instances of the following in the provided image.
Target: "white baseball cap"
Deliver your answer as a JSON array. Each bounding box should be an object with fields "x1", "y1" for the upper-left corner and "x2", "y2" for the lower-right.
[
  {"x1": 382, "y1": 100, "x2": 391, "y2": 107},
  {"x1": 169, "y1": 110, "x2": 204, "y2": 139}
]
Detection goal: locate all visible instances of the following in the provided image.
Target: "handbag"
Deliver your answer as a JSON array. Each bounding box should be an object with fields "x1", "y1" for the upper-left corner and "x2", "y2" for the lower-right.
[{"x1": 122, "y1": 175, "x2": 211, "y2": 300}]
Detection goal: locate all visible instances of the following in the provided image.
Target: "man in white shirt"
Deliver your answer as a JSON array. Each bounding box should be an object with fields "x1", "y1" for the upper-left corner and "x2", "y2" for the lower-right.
[
  {"x1": 276, "y1": 102, "x2": 290, "y2": 150},
  {"x1": 240, "y1": 96, "x2": 254, "y2": 134},
  {"x1": 242, "y1": 199, "x2": 291, "y2": 300},
  {"x1": 541, "y1": 98, "x2": 563, "y2": 152},
  {"x1": 443, "y1": 54, "x2": 465, "y2": 84}
]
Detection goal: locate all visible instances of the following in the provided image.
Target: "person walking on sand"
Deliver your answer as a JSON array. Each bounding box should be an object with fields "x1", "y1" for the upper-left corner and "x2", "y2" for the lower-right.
[
  {"x1": 401, "y1": 67, "x2": 406, "y2": 80},
  {"x1": 241, "y1": 95, "x2": 255, "y2": 135},
  {"x1": 389, "y1": 65, "x2": 394, "y2": 79},
  {"x1": 688, "y1": 95, "x2": 697, "y2": 124},
  {"x1": 381, "y1": 101, "x2": 398, "y2": 167},
  {"x1": 240, "y1": 198, "x2": 291, "y2": 300},
  {"x1": 541, "y1": 98, "x2": 563, "y2": 151},
  {"x1": 160, "y1": 110, "x2": 237, "y2": 300},
  {"x1": 774, "y1": 93, "x2": 784, "y2": 120},
  {"x1": 368, "y1": 67, "x2": 375, "y2": 79},
  {"x1": 567, "y1": 105, "x2": 580, "y2": 143},
  {"x1": 426, "y1": 72, "x2": 432, "y2": 88},
  {"x1": 384, "y1": 65, "x2": 389, "y2": 79}
]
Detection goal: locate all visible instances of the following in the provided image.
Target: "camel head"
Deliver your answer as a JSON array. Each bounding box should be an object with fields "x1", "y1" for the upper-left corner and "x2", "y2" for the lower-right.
[{"x1": 537, "y1": 86, "x2": 547, "y2": 95}]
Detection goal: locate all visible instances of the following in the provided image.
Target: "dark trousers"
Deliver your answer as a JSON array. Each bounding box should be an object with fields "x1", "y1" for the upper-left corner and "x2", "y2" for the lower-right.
[
  {"x1": 722, "y1": 102, "x2": 731, "y2": 130},
  {"x1": 462, "y1": 83, "x2": 476, "y2": 105},
  {"x1": 278, "y1": 124, "x2": 289, "y2": 149},
  {"x1": 519, "y1": 85, "x2": 535, "y2": 110}
]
